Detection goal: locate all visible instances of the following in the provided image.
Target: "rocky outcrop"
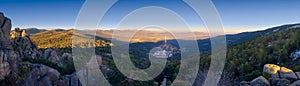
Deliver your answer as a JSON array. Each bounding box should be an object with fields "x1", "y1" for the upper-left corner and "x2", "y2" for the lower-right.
[
  {"x1": 0, "y1": 12, "x2": 83, "y2": 86},
  {"x1": 21, "y1": 64, "x2": 61, "y2": 86},
  {"x1": 10, "y1": 28, "x2": 29, "y2": 40},
  {"x1": 269, "y1": 78, "x2": 290, "y2": 86},
  {"x1": 290, "y1": 50, "x2": 300, "y2": 61},
  {"x1": 59, "y1": 73, "x2": 81, "y2": 86},
  {"x1": 11, "y1": 28, "x2": 41, "y2": 60},
  {"x1": 0, "y1": 12, "x2": 116, "y2": 86},
  {"x1": 250, "y1": 76, "x2": 270, "y2": 86},
  {"x1": 264, "y1": 64, "x2": 281, "y2": 75},
  {"x1": 43, "y1": 49, "x2": 60, "y2": 64},
  {"x1": 240, "y1": 81, "x2": 250, "y2": 86},
  {"x1": 278, "y1": 67, "x2": 298, "y2": 81},
  {"x1": 0, "y1": 51, "x2": 11, "y2": 80},
  {"x1": 290, "y1": 80, "x2": 300, "y2": 86},
  {"x1": 0, "y1": 12, "x2": 12, "y2": 50},
  {"x1": 0, "y1": 50, "x2": 18, "y2": 81},
  {"x1": 61, "y1": 53, "x2": 73, "y2": 65},
  {"x1": 296, "y1": 72, "x2": 300, "y2": 78},
  {"x1": 263, "y1": 64, "x2": 299, "y2": 80},
  {"x1": 0, "y1": 12, "x2": 18, "y2": 81},
  {"x1": 263, "y1": 64, "x2": 281, "y2": 79},
  {"x1": 241, "y1": 64, "x2": 300, "y2": 86}
]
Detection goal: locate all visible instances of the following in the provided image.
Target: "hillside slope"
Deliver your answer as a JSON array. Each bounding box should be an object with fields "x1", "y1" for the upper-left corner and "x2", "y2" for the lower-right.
[
  {"x1": 127, "y1": 23, "x2": 300, "y2": 56},
  {"x1": 29, "y1": 29, "x2": 113, "y2": 48},
  {"x1": 225, "y1": 23, "x2": 300, "y2": 45},
  {"x1": 222, "y1": 27, "x2": 300, "y2": 82}
]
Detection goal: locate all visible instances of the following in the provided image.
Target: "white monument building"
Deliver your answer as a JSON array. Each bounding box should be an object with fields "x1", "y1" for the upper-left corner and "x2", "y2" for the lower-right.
[{"x1": 152, "y1": 36, "x2": 173, "y2": 58}]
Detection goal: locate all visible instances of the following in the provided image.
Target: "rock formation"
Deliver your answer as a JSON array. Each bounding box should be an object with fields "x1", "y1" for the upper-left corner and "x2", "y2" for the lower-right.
[
  {"x1": 278, "y1": 67, "x2": 298, "y2": 81},
  {"x1": 22, "y1": 64, "x2": 61, "y2": 86},
  {"x1": 0, "y1": 12, "x2": 12, "y2": 50},
  {"x1": 241, "y1": 64, "x2": 300, "y2": 86},
  {"x1": 0, "y1": 12, "x2": 84, "y2": 86},
  {"x1": 290, "y1": 50, "x2": 300, "y2": 61},
  {"x1": 264, "y1": 64, "x2": 281, "y2": 75},
  {"x1": 290, "y1": 80, "x2": 300, "y2": 86},
  {"x1": 43, "y1": 49, "x2": 60, "y2": 64},
  {"x1": 10, "y1": 28, "x2": 41, "y2": 60},
  {"x1": 59, "y1": 73, "x2": 81, "y2": 86},
  {"x1": 269, "y1": 78, "x2": 290, "y2": 86},
  {"x1": 0, "y1": 12, "x2": 18, "y2": 81},
  {"x1": 0, "y1": 51, "x2": 11, "y2": 80},
  {"x1": 250, "y1": 76, "x2": 270, "y2": 86}
]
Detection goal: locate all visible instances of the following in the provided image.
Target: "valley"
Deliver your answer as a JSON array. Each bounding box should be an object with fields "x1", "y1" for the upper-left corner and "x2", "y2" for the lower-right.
[{"x1": 1, "y1": 11, "x2": 300, "y2": 86}]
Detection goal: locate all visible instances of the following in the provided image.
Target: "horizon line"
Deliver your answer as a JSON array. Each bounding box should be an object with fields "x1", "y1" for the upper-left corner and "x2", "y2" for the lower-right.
[{"x1": 12, "y1": 22, "x2": 300, "y2": 34}]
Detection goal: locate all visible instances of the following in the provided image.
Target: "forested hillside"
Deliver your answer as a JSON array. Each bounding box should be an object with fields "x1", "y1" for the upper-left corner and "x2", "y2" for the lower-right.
[{"x1": 223, "y1": 28, "x2": 300, "y2": 81}]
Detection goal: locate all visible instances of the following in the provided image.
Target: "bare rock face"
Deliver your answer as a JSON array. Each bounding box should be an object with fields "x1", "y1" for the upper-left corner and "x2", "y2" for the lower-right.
[
  {"x1": 0, "y1": 12, "x2": 82, "y2": 86},
  {"x1": 11, "y1": 28, "x2": 41, "y2": 60},
  {"x1": 10, "y1": 28, "x2": 28, "y2": 39},
  {"x1": 240, "y1": 81, "x2": 250, "y2": 86},
  {"x1": 263, "y1": 64, "x2": 281, "y2": 75},
  {"x1": 0, "y1": 12, "x2": 78, "y2": 86},
  {"x1": 22, "y1": 64, "x2": 61, "y2": 86},
  {"x1": 0, "y1": 12, "x2": 19, "y2": 81},
  {"x1": 0, "y1": 12, "x2": 63, "y2": 86},
  {"x1": 60, "y1": 53, "x2": 73, "y2": 67},
  {"x1": 290, "y1": 80, "x2": 300, "y2": 86},
  {"x1": 61, "y1": 53, "x2": 72, "y2": 62},
  {"x1": 43, "y1": 49, "x2": 60, "y2": 64},
  {"x1": 0, "y1": 12, "x2": 12, "y2": 50},
  {"x1": 263, "y1": 64, "x2": 298, "y2": 80},
  {"x1": 296, "y1": 72, "x2": 300, "y2": 78},
  {"x1": 10, "y1": 28, "x2": 21, "y2": 40},
  {"x1": 0, "y1": 51, "x2": 11, "y2": 80},
  {"x1": 269, "y1": 78, "x2": 290, "y2": 86},
  {"x1": 59, "y1": 73, "x2": 81, "y2": 86},
  {"x1": 263, "y1": 64, "x2": 281, "y2": 79},
  {"x1": 278, "y1": 67, "x2": 298, "y2": 81},
  {"x1": 250, "y1": 76, "x2": 271, "y2": 86},
  {"x1": 276, "y1": 79, "x2": 290, "y2": 86},
  {"x1": 290, "y1": 50, "x2": 300, "y2": 61},
  {"x1": 243, "y1": 64, "x2": 300, "y2": 86}
]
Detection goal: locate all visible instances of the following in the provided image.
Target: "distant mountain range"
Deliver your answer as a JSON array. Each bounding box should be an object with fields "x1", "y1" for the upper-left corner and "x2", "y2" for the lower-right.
[
  {"x1": 3, "y1": 10, "x2": 300, "y2": 85},
  {"x1": 128, "y1": 23, "x2": 300, "y2": 54},
  {"x1": 117, "y1": 23, "x2": 300, "y2": 85},
  {"x1": 225, "y1": 23, "x2": 300, "y2": 45},
  {"x1": 28, "y1": 29, "x2": 112, "y2": 48},
  {"x1": 220, "y1": 24, "x2": 300, "y2": 83},
  {"x1": 24, "y1": 28, "x2": 208, "y2": 49},
  {"x1": 23, "y1": 28, "x2": 47, "y2": 34},
  {"x1": 96, "y1": 29, "x2": 209, "y2": 43},
  {"x1": 23, "y1": 23, "x2": 300, "y2": 51},
  {"x1": 25, "y1": 28, "x2": 209, "y2": 42}
]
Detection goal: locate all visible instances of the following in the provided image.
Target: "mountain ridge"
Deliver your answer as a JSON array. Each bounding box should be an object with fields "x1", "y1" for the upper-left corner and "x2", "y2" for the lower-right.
[
  {"x1": 126, "y1": 23, "x2": 300, "y2": 55},
  {"x1": 28, "y1": 29, "x2": 113, "y2": 49},
  {"x1": 22, "y1": 23, "x2": 300, "y2": 53}
]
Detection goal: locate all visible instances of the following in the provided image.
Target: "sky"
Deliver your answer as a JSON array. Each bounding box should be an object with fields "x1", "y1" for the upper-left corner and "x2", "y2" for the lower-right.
[{"x1": 0, "y1": 0, "x2": 300, "y2": 33}]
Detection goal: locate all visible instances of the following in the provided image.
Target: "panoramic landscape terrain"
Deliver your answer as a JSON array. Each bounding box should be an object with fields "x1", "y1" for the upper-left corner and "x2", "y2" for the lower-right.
[
  {"x1": 1, "y1": 12, "x2": 300, "y2": 85},
  {"x1": 1, "y1": 0, "x2": 300, "y2": 86}
]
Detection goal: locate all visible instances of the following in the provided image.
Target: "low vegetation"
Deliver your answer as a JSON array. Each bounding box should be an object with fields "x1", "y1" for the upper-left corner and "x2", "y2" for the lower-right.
[{"x1": 30, "y1": 29, "x2": 113, "y2": 49}]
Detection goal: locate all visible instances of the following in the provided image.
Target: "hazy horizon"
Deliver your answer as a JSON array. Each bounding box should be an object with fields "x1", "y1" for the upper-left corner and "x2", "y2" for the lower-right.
[
  {"x1": 15, "y1": 22, "x2": 299, "y2": 34},
  {"x1": 1, "y1": 0, "x2": 300, "y2": 34}
]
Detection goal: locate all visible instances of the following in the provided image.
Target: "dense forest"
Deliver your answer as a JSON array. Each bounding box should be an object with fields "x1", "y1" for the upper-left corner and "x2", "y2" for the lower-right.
[{"x1": 223, "y1": 28, "x2": 300, "y2": 81}]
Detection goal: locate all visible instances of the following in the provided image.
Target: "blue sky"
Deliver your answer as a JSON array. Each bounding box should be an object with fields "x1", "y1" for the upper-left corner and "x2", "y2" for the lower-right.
[{"x1": 0, "y1": 0, "x2": 300, "y2": 33}]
